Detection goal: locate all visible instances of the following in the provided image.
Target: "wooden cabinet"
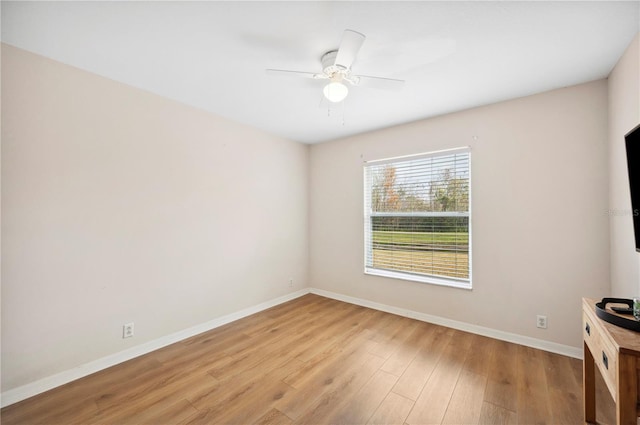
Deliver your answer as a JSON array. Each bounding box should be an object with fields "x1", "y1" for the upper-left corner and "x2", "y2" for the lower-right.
[{"x1": 583, "y1": 298, "x2": 640, "y2": 425}]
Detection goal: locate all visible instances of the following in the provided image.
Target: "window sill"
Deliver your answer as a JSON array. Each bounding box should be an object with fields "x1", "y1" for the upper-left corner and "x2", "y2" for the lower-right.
[{"x1": 364, "y1": 267, "x2": 472, "y2": 290}]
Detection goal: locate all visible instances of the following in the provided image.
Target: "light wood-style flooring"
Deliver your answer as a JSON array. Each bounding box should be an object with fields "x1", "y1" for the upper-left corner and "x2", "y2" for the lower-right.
[{"x1": 1, "y1": 294, "x2": 616, "y2": 424}]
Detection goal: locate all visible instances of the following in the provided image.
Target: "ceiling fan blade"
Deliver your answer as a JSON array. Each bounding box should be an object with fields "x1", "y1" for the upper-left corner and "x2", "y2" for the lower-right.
[
  {"x1": 352, "y1": 75, "x2": 405, "y2": 91},
  {"x1": 334, "y1": 29, "x2": 366, "y2": 70},
  {"x1": 265, "y1": 69, "x2": 327, "y2": 79}
]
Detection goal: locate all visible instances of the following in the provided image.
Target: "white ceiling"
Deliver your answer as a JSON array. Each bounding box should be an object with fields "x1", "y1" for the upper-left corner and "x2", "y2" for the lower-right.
[{"x1": 2, "y1": 1, "x2": 639, "y2": 144}]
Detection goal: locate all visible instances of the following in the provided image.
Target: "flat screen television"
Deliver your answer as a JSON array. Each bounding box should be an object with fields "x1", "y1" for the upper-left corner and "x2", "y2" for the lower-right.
[{"x1": 625, "y1": 123, "x2": 640, "y2": 252}]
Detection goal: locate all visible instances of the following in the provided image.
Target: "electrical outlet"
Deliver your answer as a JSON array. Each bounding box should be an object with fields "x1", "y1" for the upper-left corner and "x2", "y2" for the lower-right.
[
  {"x1": 536, "y1": 315, "x2": 547, "y2": 329},
  {"x1": 123, "y1": 322, "x2": 134, "y2": 338},
  {"x1": 289, "y1": 278, "x2": 293, "y2": 287}
]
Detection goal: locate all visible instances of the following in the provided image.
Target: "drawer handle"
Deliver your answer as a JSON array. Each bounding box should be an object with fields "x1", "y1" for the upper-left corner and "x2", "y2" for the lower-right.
[
  {"x1": 602, "y1": 351, "x2": 608, "y2": 370},
  {"x1": 585, "y1": 322, "x2": 590, "y2": 336}
]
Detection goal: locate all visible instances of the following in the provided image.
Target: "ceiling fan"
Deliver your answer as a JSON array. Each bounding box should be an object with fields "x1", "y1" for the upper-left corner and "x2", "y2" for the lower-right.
[{"x1": 266, "y1": 30, "x2": 405, "y2": 103}]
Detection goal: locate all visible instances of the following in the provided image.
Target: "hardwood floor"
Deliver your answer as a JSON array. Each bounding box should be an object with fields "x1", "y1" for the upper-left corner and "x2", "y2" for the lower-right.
[{"x1": 1, "y1": 294, "x2": 617, "y2": 425}]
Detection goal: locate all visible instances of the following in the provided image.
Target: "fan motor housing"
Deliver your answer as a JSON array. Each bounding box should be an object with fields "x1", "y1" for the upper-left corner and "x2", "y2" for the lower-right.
[{"x1": 321, "y1": 50, "x2": 347, "y2": 76}]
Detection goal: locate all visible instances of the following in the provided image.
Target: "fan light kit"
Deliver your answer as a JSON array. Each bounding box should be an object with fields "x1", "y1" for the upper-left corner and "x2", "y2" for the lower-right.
[
  {"x1": 323, "y1": 81, "x2": 348, "y2": 103},
  {"x1": 267, "y1": 30, "x2": 405, "y2": 104}
]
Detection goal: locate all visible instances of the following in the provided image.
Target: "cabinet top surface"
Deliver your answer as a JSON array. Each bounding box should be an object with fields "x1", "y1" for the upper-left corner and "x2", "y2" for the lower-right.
[{"x1": 583, "y1": 297, "x2": 640, "y2": 355}]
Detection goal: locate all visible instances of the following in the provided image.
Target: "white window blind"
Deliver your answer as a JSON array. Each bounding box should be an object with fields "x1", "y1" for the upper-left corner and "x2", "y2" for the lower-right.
[{"x1": 364, "y1": 147, "x2": 471, "y2": 288}]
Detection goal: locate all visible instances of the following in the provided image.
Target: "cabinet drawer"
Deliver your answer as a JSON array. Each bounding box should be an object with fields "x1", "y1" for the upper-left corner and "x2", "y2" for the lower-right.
[
  {"x1": 584, "y1": 312, "x2": 618, "y2": 398},
  {"x1": 597, "y1": 335, "x2": 618, "y2": 399},
  {"x1": 583, "y1": 313, "x2": 599, "y2": 354}
]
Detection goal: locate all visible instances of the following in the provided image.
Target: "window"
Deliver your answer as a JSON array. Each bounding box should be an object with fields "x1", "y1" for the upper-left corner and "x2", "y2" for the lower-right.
[{"x1": 364, "y1": 147, "x2": 471, "y2": 289}]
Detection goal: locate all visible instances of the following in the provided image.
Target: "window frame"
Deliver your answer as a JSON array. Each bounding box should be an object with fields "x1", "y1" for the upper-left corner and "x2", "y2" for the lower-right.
[{"x1": 363, "y1": 147, "x2": 472, "y2": 290}]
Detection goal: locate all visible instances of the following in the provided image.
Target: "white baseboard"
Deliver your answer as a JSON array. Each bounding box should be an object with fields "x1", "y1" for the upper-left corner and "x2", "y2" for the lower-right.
[
  {"x1": 309, "y1": 287, "x2": 583, "y2": 360},
  {"x1": 0, "y1": 288, "x2": 311, "y2": 408},
  {"x1": 2, "y1": 286, "x2": 582, "y2": 408}
]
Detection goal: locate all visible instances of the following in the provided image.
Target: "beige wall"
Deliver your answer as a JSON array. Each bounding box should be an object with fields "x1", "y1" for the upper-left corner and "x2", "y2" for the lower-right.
[
  {"x1": 310, "y1": 80, "x2": 610, "y2": 349},
  {"x1": 1, "y1": 44, "x2": 309, "y2": 391},
  {"x1": 608, "y1": 33, "x2": 640, "y2": 297}
]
